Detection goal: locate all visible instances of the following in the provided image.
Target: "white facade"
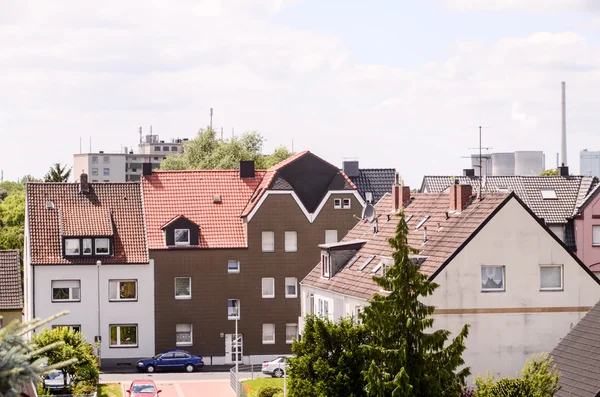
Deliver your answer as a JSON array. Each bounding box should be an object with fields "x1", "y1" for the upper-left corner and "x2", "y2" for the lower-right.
[
  {"x1": 73, "y1": 154, "x2": 127, "y2": 182},
  {"x1": 301, "y1": 197, "x2": 600, "y2": 380},
  {"x1": 581, "y1": 149, "x2": 600, "y2": 178},
  {"x1": 29, "y1": 261, "x2": 155, "y2": 365}
]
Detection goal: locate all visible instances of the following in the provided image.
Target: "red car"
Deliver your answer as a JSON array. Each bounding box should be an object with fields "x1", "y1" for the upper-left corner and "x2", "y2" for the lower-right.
[{"x1": 126, "y1": 380, "x2": 162, "y2": 396}]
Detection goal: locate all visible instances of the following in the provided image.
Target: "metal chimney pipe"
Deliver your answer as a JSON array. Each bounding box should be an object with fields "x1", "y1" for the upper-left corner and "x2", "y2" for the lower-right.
[{"x1": 561, "y1": 82, "x2": 567, "y2": 166}]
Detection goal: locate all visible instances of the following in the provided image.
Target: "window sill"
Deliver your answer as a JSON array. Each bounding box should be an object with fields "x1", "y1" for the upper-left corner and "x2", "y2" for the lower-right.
[
  {"x1": 228, "y1": 270, "x2": 240, "y2": 274},
  {"x1": 175, "y1": 296, "x2": 192, "y2": 300},
  {"x1": 52, "y1": 300, "x2": 81, "y2": 303},
  {"x1": 176, "y1": 343, "x2": 193, "y2": 347},
  {"x1": 228, "y1": 317, "x2": 240, "y2": 321},
  {"x1": 262, "y1": 296, "x2": 275, "y2": 299},
  {"x1": 480, "y1": 289, "x2": 505, "y2": 293},
  {"x1": 262, "y1": 341, "x2": 275, "y2": 345},
  {"x1": 286, "y1": 341, "x2": 294, "y2": 345},
  {"x1": 261, "y1": 250, "x2": 275, "y2": 253},
  {"x1": 109, "y1": 345, "x2": 139, "y2": 349},
  {"x1": 109, "y1": 299, "x2": 138, "y2": 302},
  {"x1": 540, "y1": 288, "x2": 564, "y2": 292},
  {"x1": 285, "y1": 295, "x2": 298, "y2": 299}
]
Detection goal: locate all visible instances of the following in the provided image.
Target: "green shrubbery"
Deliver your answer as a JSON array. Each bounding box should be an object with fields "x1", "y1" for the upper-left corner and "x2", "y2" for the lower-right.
[{"x1": 257, "y1": 386, "x2": 283, "y2": 397}]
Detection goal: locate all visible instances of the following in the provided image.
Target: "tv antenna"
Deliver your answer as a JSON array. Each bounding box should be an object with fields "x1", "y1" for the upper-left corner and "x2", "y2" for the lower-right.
[{"x1": 461, "y1": 126, "x2": 492, "y2": 200}]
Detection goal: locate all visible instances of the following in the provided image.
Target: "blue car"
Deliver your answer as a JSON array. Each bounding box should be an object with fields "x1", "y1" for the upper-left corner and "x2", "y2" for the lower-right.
[{"x1": 136, "y1": 350, "x2": 204, "y2": 373}]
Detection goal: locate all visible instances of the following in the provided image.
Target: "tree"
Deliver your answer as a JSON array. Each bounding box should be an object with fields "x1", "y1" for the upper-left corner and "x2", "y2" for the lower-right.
[
  {"x1": 288, "y1": 315, "x2": 369, "y2": 397},
  {"x1": 361, "y1": 213, "x2": 470, "y2": 397},
  {"x1": 0, "y1": 193, "x2": 25, "y2": 254},
  {"x1": 44, "y1": 163, "x2": 72, "y2": 182},
  {"x1": 32, "y1": 326, "x2": 99, "y2": 390},
  {"x1": 160, "y1": 127, "x2": 293, "y2": 171},
  {"x1": 0, "y1": 312, "x2": 76, "y2": 397},
  {"x1": 540, "y1": 168, "x2": 558, "y2": 176}
]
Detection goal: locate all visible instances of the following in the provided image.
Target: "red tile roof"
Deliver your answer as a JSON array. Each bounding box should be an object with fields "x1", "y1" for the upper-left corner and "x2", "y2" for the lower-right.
[
  {"x1": 302, "y1": 191, "x2": 510, "y2": 300},
  {"x1": 142, "y1": 170, "x2": 266, "y2": 249},
  {"x1": 0, "y1": 250, "x2": 22, "y2": 310},
  {"x1": 27, "y1": 183, "x2": 149, "y2": 265}
]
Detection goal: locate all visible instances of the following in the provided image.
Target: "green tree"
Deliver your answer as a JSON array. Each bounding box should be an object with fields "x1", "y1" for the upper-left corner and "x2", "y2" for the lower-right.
[
  {"x1": 0, "y1": 193, "x2": 25, "y2": 254},
  {"x1": 288, "y1": 315, "x2": 369, "y2": 397},
  {"x1": 540, "y1": 168, "x2": 558, "y2": 176},
  {"x1": 19, "y1": 175, "x2": 41, "y2": 184},
  {"x1": 0, "y1": 312, "x2": 76, "y2": 397},
  {"x1": 160, "y1": 128, "x2": 293, "y2": 171},
  {"x1": 44, "y1": 163, "x2": 72, "y2": 182},
  {"x1": 32, "y1": 326, "x2": 99, "y2": 390},
  {"x1": 361, "y1": 213, "x2": 470, "y2": 397}
]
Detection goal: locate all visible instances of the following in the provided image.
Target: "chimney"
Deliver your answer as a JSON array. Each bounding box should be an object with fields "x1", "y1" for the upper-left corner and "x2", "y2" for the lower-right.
[
  {"x1": 342, "y1": 161, "x2": 360, "y2": 178},
  {"x1": 558, "y1": 163, "x2": 569, "y2": 177},
  {"x1": 80, "y1": 173, "x2": 89, "y2": 194},
  {"x1": 449, "y1": 180, "x2": 473, "y2": 212},
  {"x1": 142, "y1": 163, "x2": 153, "y2": 177},
  {"x1": 560, "y1": 81, "x2": 567, "y2": 167},
  {"x1": 392, "y1": 184, "x2": 411, "y2": 211},
  {"x1": 239, "y1": 160, "x2": 255, "y2": 179}
]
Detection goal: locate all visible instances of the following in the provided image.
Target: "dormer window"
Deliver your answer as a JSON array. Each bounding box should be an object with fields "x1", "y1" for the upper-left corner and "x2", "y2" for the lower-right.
[
  {"x1": 321, "y1": 252, "x2": 330, "y2": 278},
  {"x1": 95, "y1": 238, "x2": 110, "y2": 255},
  {"x1": 63, "y1": 237, "x2": 112, "y2": 257},
  {"x1": 174, "y1": 229, "x2": 190, "y2": 246},
  {"x1": 83, "y1": 239, "x2": 92, "y2": 255},
  {"x1": 65, "y1": 239, "x2": 80, "y2": 255}
]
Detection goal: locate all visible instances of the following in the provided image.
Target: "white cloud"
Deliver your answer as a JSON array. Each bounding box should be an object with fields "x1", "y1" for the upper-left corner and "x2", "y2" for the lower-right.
[{"x1": 441, "y1": 0, "x2": 600, "y2": 12}]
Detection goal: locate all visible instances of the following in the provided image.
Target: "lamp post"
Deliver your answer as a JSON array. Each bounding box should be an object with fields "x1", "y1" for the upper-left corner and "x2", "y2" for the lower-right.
[
  {"x1": 96, "y1": 260, "x2": 101, "y2": 362},
  {"x1": 235, "y1": 305, "x2": 239, "y2": 397}
]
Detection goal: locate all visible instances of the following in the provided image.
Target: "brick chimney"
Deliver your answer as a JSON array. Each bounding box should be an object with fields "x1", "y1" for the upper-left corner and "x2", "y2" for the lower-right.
[
  {"x1": 392, "y1": 184, "x2": 411, "y2": 211},
  {"x1": 449, "y1": 180, "x2": 473, "y2": 212},
  {"x1": 80, "y1": 173, "x2": 89, "y2": 194}
]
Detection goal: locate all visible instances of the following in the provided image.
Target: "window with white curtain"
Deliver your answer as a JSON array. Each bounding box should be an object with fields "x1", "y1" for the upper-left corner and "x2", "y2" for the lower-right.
[
  {"x1": 262, "y1": 278, "x2": 275, "y2": 298},
  {"x1": 176, "y1": 324, "x2": 193, "y2": 346},
  {"x1": 285, "y1": 277, "x2": 297, "y2": 298},
  {"x1": 262, "y1": 231, "x2": 275, "y2": 252},
  {"x1": 262, "y1": 323, "x2": 275, "y2": 344},
  {"x1": 540, "y1": 265, "x2": 563, "y2": 291},
  {"x1": 593, "y1": 226, "x2": 600, "y2": 246},
  {"x1": 284, "y1": 231, "x2": 297, "y2": 252},
  {"x1": 325, "y1": 230, "x2": 338, "y2": 244},
  {"x1": 481, "y1": 266, "x2": 505, "y2": 292}
]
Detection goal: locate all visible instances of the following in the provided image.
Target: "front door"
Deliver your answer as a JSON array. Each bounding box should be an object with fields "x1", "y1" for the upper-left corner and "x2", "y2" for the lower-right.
[{"x1": 225, "y1": 334, "x2": 243, "y2": 364}]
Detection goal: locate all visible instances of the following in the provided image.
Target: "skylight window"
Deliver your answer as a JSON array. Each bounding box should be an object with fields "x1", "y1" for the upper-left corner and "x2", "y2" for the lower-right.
[
  {"x1": 347, "y1": 256, "x2": 361, "y2": 268},
  {"x1": 371, "y1": 262, "x2": 383, "y2": 274},
  {"x1": 358, "y1": 255, "x2": 376, "y2": 271},
  {"x1": 405, "y1": 215, "x2": 413, "y2": 222},
  {"x1": 415, "y1": 216, "x2": 430, "y2": 229},
  {"x1": 541, "y1": 189, "x2": 557, "y2": 200}
]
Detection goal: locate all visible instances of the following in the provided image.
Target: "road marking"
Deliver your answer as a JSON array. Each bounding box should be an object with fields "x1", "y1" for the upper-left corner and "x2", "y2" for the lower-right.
[{"x1": 174, "y1": 382, "x2": 185, "y2": 397}]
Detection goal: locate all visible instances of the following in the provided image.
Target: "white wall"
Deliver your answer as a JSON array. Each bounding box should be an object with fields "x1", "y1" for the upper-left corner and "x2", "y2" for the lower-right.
[{"x1": 33, "y1": 261, "x2": 155, "y2": 361}]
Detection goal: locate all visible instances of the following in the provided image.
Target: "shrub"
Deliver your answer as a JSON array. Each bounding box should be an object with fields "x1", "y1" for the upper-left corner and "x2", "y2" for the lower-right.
[
  {"x1": 71, "y1": 381, "x2": 96, "y2": 395},
  {"x1": 461, "y1": 387, "x2": 475, "y2": 397},
  {"x1": 258, "y1": 386, "x2": 283, "y2": 397}
]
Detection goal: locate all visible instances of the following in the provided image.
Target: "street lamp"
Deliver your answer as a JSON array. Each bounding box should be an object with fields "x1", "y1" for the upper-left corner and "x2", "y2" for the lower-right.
[
  {"x1": 96, "y1": 260, "x2": 102, "y2": 362},
  {"x1": 235, "y1": 304, "x2": 239, "y2": 397}
]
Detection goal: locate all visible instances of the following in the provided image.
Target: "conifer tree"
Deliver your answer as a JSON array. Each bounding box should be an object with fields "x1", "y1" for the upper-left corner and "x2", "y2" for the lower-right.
[{"x1": 361, "y1": 212, "x2": 470, "y2": 397}]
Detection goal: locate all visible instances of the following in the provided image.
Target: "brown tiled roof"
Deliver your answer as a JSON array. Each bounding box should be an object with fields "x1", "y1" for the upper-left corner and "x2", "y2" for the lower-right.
[
  {"x1": 142, "y1": 170, "x2": 266, "y2": 249},
  {"x1": 302, "y1": 191, "x2": 509, "y2": 300},
  {"x1": 420, "y1": 175, "x2": 598, "y2": 224},
  {"x1": 27, "y1": 183, "x2": 148, "y2": 265},
  {"x1": 0, "y1": 250, "x2": 22, "y2": 310},
  {"x1": 551, "y1": 299, "x2": 600, "y2": 397}
]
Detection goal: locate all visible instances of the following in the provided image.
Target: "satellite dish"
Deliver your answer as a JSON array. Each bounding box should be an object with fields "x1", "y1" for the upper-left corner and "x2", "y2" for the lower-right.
[{"x1": 362, "y1": 204, "x2": 376, "y2": 222}]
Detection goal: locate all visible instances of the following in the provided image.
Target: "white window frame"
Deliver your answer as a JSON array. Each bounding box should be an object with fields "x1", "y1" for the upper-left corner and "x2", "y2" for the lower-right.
[
  {"x1": 593, "y1": 225, "x2": 600, "y2": 246},
  {"x1": 52, "y1": 325, "x2": 81, "y2": 333},
  {"x1": 316, "y1": 297, "x2": 332, "y2": 320},
  {"x1": 103, "y1": 156, "x2": 110, "y2": 164},
  {"x1": 262, "y1": 277, "x2": 275, "y2": 298},
  {"x1": 286, "y1": 323, "x2": 297, "y2": 344},
  {"x1": 285, "y1": 277, "x2": 297, "y2": 298},
  {"x1": 481, "y1": 265, "x2": 505, "y2": 292},
  {"x1": 228, "y1": 299, "x2": 240, "y2": 320},
  {"x1": 325, "y1": 230, "x2": 338, "y2": 244},
  {"x1": 365, "y1": 192, "x2": 373, "y2": 203},
  {"x1": 109, "y1": 324, "x2": 138, "y2": 348},
  {"x1": 92, "y1": 156, "x2": 98, "y2": 164},
  {"x1": 540, "y1": 265, "x2": 564, "y2": 291},
  {"x1": 103, "y1": 168, "x2": 110, "y2": 176},
  {"x1": 343, "y1": 198, "x2": 351, "y2": 209},
  {"x1": 65, "y1": 239, "x2": 80, "y2": 255},
  {"x1": 109, "y1": 280, "x2": 138, "y2": 302},
  {"x1": 51, "y1": 280, "x2": 81, "y2": 302},
  {"x1": 228, "y1": 260, "x2": 240, "y2": 274},
  {"x1": 284, "y1": 231, "x2": 297, "y2": 252},
  {"x1": 322, "y1": 253, "x2": 330, "y2": 278},
  {"x1": 91, "y1": 168, "x2": 98, "y2": 176},
  {"x1": 262, "y1": 323, "x2": 275, "y2": 344},
  {"x1": 541, "y1": 189, "x2": 558, "y2": 199},
  {"x1": 174, "y1": 229, "x2": 190, "y2": 246},
  {"x1": 176, "y1": 323, "x2": 193, "y2": 347},
  {"x1": 95, "y1": 238, "x2": 110, "y2": 255},
  {"x1": 334, "y1": 198, "x2": 342, "y2": 209},
  {"x1": 262, "y1": 231, "x2": 275, "y2": 252},
  {"x1": 82, "y1": 238, "x2": 92, "y2": 255},
  {"x1": 174, "y1": 277, "x2": 192, "y2": 300}
]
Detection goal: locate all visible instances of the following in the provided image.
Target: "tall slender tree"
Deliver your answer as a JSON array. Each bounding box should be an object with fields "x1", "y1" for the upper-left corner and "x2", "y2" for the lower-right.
[
  {"x1": 44, "y1": 163, "x2": 72, "y2": 182},
  {"x1": 361, "y1": 212, "x2": 470, "y2": 397}
]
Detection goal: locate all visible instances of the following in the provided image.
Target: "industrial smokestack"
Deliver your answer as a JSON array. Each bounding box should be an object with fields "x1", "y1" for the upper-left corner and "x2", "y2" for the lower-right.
[{"x1": 561, "y1": 82, "x2": 567, "y2": 166}]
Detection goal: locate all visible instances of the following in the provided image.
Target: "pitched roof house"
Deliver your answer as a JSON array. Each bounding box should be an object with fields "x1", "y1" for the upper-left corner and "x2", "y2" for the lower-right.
[
  {"x1": 0, "y1": 250, "x2": 22, "y2": 327},
  {"x1": 142, "y1": 152, "x2": 366, "y2": 365},
  {"x1": 341, "y1": 160, "x2": 396, "y2": 204},
  {"x1": 24, "y1": 176, "x2": 154, "y2": 367},
  {"x1": 573, "y1": 183, "x2": 600, "y2": 276},
  {"x1": 301, "y1": 182, "x2": 600, "y2": 380}
]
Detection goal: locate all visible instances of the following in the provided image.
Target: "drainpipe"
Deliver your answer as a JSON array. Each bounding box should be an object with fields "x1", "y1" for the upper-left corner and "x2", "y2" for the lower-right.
[{"x1": 97, "y1": 260, "x2": 102, "y2": 364}]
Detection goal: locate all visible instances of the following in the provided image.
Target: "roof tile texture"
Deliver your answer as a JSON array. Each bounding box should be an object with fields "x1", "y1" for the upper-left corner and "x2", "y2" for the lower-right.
[
  {"x1": 0, "y1": 250, "x2": 22, "y2": 310},
  {"x1": 349, "y1": 168, "x2": 396, "y2": 204}
]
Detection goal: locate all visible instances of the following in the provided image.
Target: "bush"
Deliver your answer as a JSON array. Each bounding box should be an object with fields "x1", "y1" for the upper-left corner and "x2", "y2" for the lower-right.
[
  {"x1": 258, "y1": 386, "x2": 283, "y2": 397},
  {"x1": 71, "y1": 381, "x2": 96, "y2": 395}
]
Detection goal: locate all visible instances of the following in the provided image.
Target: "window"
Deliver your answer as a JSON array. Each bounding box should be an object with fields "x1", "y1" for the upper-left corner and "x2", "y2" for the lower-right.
[
  {"x1": 541, "y1": 189, "x2": 558, "y2": 200},
  {"x1": 95, "y1": 238, "x2": 110, "y2": 255},
  {"x1": 52, "y1": 325, "x2": 81, "y2": 333},
  {"x1": 65, "y1": 239, "x2": 80, "y2": 255},
  {"x1": 92, "y1": 168, "x2": 98, "y2": 176},
  {"x1": 262, "y1": 231, "x2": 275, "y2": 252},
  {"x1": 103, "y1": 156, "x2": 110, "y2": 163},
  {"x1": 109, "y1": 280, "x2": 137, "y2": 301},
  {"x1": 109, "y1": 324, "x2": 137, "y2": 347},
  {"x1": 540, "y1": 265, "x2": 563, "y2": 291},
  {"x1": 92, "y1": 180, "x2": 98, "y2": 182},
  {"x1": 163, "y1": 146, "x2": 169, "y2": 151},
  {"x1": 176, "y1": 324, "x2": 193, "y2": 346},
  {"x1": 325, "y1": 230, "x2": 338, "y2": 244},
  {"x1": 365, "y1": 192, "x2": 373, "y2": 203},
  {"x1": 481, "y1": 266, "x2": 505, "y2": 292},
  {"x1": 334, "y1": 198, "x2": 342, "y2": 209},
  {"x1": 358, "y1": 255, "x2": 376, "y2": 271},
  {"x1": 52, "y1": 280, "x2": 81, "y2": 302},
  {"x1": 285, "y1": 277, "x2": 297, "y2": 298},
  {"x1": 92, "y1": 156, "x2": 98, "y2": 163},
  {"x1": 82, "y1": 239, "x2": 92, "y2": 255},
  {"x1": 262, "y1": 323, "x2": 275, "y2": 344},
  {"x1": 153, "y1": 157, "x2": 159, "y2": 161},
  {"x1": 593, "y1": 225, "x2": 600, "y2": 246},
  {"x1": 174, "y1": 229, "x2": 190, "y2": 245},
  {"x1": 284, "y1": 231, "x2": 297, "y2": 252},
  {"x1": 171, "y1": 147, "x2": 178, "y2": 151},
  {"x1": 228, "y1": 299, "x2": 240, "y2": 320},
  {"x1": 316, "y1": 298, "x2": 331, "y2": 319},
  {"x1": 343, "y1": 198, "x2": 351, "y2": 209},
  {"x1": 286, "y1": 324, "x2": 297, "y2": 344},
  {"x1": 103, "y1": 168, "x2": 110, "y2": 176},
  {"x1": 415, "y1": 216, "x2": 430, "y2": 229},
  {"x1": 228, "y1": 260, "x2": 240, "y2": 274},
  {"x1": 154, "y1": 146, "x2": 161, "y2": 151},
  {"x1": 321, "y1": 253, "x2": 330, "y2": 277},
  {"x1": 262, "y1": 278, "x2": 275, "y2": 298},
  {"x1": 175, "y1": 277, "x2": 191, "y2": 299}
]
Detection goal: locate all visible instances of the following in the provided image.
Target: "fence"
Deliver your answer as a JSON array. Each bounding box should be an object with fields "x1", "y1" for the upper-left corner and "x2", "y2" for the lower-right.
[{"x1": 229, "y1": 364, "x2": 264, "y2": 397}]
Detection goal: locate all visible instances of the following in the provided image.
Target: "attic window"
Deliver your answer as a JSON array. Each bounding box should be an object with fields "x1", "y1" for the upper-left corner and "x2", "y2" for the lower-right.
[
  {"x1": 214, "y1": 194, "x2": 222, "y2": 203},
  {"x1": 498, "y1": 186, "x2": 510, "y2": 193},
  {"x1": 371, "y1": 262, "x2": 383, "y2": 274},
  {"x1": 63, "y1": 237, "x2": 112, "y2": 258},
  {"x1": 405, "y1": 215, "x2": 413, "y2": 222},
  {"x1": 358, "y1": 255, "x2": 376, "y2": 271},
  {"x1": 365, "y1": 192, "x2": 373, "y2": 203},
  {"x1": 415, "y1": 216, "x2": 430, "y2": 229},
  {"x1": 541, "y1": 189, "x2": 557, "y2": 200},
  {"x1": 174, "y1": 229, "x2": 190, "y2": 246},
  {"x1": 347, "y1": 256, "x2": 361, "y2": 268},
  {"x1": 45, "y1": 201, "x2": 55, "y2": 210}
]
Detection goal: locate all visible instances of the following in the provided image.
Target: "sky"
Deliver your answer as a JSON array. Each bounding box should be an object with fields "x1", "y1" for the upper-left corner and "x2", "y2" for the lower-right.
[{"x1": 2, "y1": 0, "x2": 600, "y2": 187}]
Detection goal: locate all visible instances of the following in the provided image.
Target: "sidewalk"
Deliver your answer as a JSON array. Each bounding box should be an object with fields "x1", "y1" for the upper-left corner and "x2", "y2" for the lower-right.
[{"x1": 100, "y1": 364, "x2": 235, "y2": 374}]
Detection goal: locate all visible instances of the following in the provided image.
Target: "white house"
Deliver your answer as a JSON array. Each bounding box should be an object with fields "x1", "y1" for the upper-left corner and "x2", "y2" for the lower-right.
[
  {"x1": 24, "y1": 174, "x2": 155, "y2": 367},
  {"x1": 301, "y1": 182, "x2": 600, "y2": 380}
]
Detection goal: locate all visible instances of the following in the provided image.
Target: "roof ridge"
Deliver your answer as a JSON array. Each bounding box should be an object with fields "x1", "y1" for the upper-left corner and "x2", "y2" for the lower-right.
[{"x1": 151, "y1": 169, "x2": 268, "y2": 173}]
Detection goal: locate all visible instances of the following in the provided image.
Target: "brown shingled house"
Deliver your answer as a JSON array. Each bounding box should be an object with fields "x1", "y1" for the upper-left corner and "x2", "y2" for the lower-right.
[
  {"x1": 141, "y1": 152, "x2": 365, "y2": 365},
  {"x1": 0, "y1": 250, "x2": 22, "y2": 327},
  {"x1": 301, "y1": 181, "x2": 600, "y2": 381}
]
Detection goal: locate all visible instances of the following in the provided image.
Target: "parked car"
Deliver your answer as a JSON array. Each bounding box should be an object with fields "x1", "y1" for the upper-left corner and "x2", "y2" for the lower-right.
[
  {"x1": 136, "y1": 350, "x2": 204, "y2": 373},
  {"x1": 262, "y1": 356, "x2": 290, "y2": 378},
  {"x1": 126, "y1": 379, "x2": 161, "y2": 396},
  {"x1": 42, "y1": 370, "x2": 71, "y2": 391}
]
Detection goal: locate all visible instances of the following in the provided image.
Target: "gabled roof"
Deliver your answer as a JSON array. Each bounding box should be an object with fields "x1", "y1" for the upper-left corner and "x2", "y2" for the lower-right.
[
  {"x1": 347, "y1": 168, "x2": 396, "y2": 204},
  {"x1": 160, "y1": 215, "x2": 200, "y2": 229},
  {"x1": 142, "y1": 170, "x2": 266, "y2": 249},
  {"x1": 420, "y1": 175, "x2": 598, "y2": 224},
  {"x1": 302, "y1": 191, "x2": 510, "y2": 300},
  {"x1": 26, "y1": 183, "x2": 149, "y2": 265},
  {"x1": 551, "y1": 299, "x2": 600, "y2": 397},
  {"x1": 575, "y1": 182, "x2": 600, "y2": 216},
  {"x1": 0, "y1": 250, "x2": 22, "y2": 310}
]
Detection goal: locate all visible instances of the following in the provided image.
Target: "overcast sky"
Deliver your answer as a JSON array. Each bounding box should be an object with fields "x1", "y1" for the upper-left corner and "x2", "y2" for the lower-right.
[{"x1": 2, "y1": 0, "x2": 600, "y2": 186}]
